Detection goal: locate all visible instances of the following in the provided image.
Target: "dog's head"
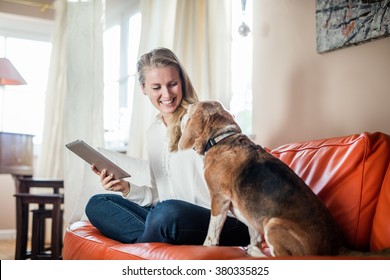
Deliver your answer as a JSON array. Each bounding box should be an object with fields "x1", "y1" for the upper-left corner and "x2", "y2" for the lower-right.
[{"x1": 178, "y1": 101, "x2": 241, "y2": 155}]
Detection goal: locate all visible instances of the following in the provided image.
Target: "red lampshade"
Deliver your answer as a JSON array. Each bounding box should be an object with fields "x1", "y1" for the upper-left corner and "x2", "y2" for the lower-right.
[{"x1": 0, "y1": 58, "x2": 27, "y2": 86}]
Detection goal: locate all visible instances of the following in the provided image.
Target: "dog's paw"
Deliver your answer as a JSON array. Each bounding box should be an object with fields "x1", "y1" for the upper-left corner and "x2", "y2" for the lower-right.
[
  {"x1": 203, "y1": 239, "x2": 218, "y2": 246},
  {"x1": 203, "y1": 236, "x2": 218, "y2": 246},
  {"x1": 246, "y1": 245, "x2": 266, "y2": 257}
]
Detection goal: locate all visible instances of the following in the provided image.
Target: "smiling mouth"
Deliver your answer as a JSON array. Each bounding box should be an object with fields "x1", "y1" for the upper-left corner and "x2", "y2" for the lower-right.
[{"x1": 160, "y1": 98, "x2": 175, "y2": 105}]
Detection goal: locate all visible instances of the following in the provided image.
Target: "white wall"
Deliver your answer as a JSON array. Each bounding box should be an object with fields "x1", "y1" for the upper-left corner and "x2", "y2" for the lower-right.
[
  {"x1": 252, "y1": 0, "x2": 390, "y2": 149},
  {"x1": 0, "y1": 175, "x2": 16, "y2": 238}
]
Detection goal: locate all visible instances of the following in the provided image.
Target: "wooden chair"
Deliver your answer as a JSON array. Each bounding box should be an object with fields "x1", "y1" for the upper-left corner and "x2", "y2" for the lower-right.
[{"x1": 14, "y1": 177, "x2": 64, "y2": 260}]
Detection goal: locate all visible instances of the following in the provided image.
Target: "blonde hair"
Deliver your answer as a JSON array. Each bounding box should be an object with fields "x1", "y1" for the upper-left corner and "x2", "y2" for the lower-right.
[{"x1": 137, "y1": 48, "x2": 199, "y2": 152}]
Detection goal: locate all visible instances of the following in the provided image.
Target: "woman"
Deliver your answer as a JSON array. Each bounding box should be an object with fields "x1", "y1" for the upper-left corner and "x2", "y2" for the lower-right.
[{"x1": 85, "y1": 47, "x2": 249, "y2": 245}]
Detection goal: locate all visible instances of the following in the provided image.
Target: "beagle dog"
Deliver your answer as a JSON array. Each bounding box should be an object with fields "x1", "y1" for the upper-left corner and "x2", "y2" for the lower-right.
[{"x1": 178, "y1": 101, "x2": 344, "y2": 257}]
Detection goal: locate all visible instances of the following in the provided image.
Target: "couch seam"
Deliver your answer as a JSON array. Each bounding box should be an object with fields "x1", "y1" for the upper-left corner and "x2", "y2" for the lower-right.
[
  {"x1": 354, "y1": 133, "x2": 368, "y2": 249},
  {"x1": 271, "y1": 135, "x2": 363, "y2": 154}
]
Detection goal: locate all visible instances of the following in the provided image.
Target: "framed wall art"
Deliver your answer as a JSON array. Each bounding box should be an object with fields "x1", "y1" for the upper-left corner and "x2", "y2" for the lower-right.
[{"x1": 316, "y1": 0, "x2": 390, "y2": 53}]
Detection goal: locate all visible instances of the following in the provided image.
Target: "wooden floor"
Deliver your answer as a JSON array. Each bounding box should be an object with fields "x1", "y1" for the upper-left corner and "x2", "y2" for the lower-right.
[
  {"x1": 0, "y1": 239, "x2": 16, "y2": 260},
  {"x1": 0, "y1": 239, "x2": 60, "y2": 260}
]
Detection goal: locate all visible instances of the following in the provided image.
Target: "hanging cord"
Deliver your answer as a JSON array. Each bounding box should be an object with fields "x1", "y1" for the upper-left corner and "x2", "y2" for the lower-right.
[{"x1": 238, "y1": 0, "x2": 251, "y2": 36}]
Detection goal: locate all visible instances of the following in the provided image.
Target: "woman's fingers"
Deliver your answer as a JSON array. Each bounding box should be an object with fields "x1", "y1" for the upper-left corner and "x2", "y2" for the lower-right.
[
  {"x1": 91, "y1": 165, "x2": 122, "y2": 192},
  {"x1": 101, "y1": 170, "x2": 113, "y2": 184},
  {"x1": 91, "y1": 164, "x2": 101, "y2": 175},
  {"x1": 104, "y1": 179, "x2": 122, "y2": 191}
]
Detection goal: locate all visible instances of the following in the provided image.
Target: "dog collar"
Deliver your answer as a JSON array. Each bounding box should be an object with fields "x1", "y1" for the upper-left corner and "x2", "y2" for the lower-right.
[{"x1": 204, "y1": 131, "x2": 237, "y2": 153}]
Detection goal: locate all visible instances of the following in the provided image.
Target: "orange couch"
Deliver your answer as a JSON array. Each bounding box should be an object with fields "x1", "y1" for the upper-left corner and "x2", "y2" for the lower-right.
[{"x1": 62, "y1": 132, "x2": 390, "y2": 259}]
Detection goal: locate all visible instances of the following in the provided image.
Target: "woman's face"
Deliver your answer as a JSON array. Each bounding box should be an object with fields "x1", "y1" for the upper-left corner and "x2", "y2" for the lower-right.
[{"x1": 142, "y1": 66, "x2": 183, "y2": 125}]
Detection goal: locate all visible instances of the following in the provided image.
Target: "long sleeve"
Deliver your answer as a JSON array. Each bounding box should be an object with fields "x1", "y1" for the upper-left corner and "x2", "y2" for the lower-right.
[{"x1": 97, "y1": 147, "x2": 158, "y2": 206}]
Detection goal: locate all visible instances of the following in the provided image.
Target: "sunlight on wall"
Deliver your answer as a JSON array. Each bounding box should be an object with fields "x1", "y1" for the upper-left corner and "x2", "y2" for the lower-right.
[{"x1": 230, "y1": 0, "x2": 253, "y2": 136}]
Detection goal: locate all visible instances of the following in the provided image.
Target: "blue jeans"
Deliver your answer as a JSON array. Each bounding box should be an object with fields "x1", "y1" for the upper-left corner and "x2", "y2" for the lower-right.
[{"x1": 85, "y1": 194, "x2": 249, "y2": 245}]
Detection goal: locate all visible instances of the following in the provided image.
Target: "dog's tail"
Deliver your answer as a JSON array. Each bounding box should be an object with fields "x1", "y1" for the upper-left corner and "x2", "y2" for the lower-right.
[{"x1": 338, "y1": 247, "x2": 390, "y2": 258}]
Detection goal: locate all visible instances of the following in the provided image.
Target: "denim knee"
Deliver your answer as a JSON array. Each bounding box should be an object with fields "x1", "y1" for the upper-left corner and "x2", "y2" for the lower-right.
[
  {"x1": 144, "y1": 200, "x2": 183, "y2": 232},
  {"x1": 85, "y1": 194, "x2": 151, "y2": 243},
  {"x1": 148, "y1": 200, "x2": 182, "y2": 222},
  {"x1": 85, "y1": 194, "x2": 107, "y2": 223},
  {"x1": 137, "y1": 200, "x2": 209, "y2": 244}
]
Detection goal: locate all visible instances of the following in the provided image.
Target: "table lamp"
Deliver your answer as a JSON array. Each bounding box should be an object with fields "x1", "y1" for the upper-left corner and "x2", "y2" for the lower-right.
[{"x1": 0, "y1": 57, "x2": 26, "y2": 86}]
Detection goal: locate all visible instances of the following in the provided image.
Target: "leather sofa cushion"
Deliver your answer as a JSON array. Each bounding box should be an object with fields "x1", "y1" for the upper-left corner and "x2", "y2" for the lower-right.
[
  {"x1": 63, "y1": 221, "x2": 255, "y2": 259},
  {"x1": 270, "y1": 132, "x2": 390, "y2": 251},
  {"x1": 370, "y1": 148, "x2": 390, "y2": 250}
]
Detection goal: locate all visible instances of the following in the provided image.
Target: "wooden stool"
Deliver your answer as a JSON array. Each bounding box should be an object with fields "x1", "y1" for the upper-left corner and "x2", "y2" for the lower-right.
[
  {"x1": 31, "y1": 208, "x2": 51, "y2": 258},
  {"x1": 31, "y1": 207, "x2": 64, "y2": 259},
  {"x1": 13, "y1": 178, "x2": 64, "y2": 260}
]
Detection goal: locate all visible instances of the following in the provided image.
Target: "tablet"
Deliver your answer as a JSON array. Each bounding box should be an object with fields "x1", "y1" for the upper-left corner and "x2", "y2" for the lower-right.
[{"x1": 66, "y1": 139, "x2": 131, "y2": 179}]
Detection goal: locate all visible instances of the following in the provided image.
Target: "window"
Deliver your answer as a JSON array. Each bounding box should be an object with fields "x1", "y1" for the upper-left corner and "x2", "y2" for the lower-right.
[
  {"x1": 0, "y1": 36, "x2": 51, "y2": 144},
  {"x1": 230, "y1": 0, "x2": 253, "y2": 136},
  {"x1": 103, "y1": 13, "x2": 141, "y2": 151}
]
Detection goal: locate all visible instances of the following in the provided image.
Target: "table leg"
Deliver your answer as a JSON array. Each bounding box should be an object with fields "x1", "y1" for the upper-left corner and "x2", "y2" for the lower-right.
[{"x1": 15, "y1": 200, "x2": 29, "y2": 260}]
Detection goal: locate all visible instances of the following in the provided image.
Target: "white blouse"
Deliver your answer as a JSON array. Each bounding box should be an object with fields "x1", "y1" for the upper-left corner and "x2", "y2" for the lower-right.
[{"x1": 126, "y1": 115, "x2": 211, "y2": 209}]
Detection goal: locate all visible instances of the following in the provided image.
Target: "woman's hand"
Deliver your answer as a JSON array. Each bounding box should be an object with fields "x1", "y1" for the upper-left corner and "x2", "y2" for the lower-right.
[{"x1": 91, "y1": 164, "x2": 130, "y2": 196}]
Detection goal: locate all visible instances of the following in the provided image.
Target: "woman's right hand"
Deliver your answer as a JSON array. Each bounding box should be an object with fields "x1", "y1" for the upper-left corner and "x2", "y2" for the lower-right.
[{"x1": 91, "y1": 164, "x2": 130, "y2": 196}]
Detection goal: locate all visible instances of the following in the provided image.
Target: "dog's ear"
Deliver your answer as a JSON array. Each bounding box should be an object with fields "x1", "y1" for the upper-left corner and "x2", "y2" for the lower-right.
[
  {"x1": 178, "y1": 105, "x2": 203, "y2": 151},
  {"x1": 193, "y1": 131, "x2": 210, "y2": 155},
  {"x1": 188, "y1": 121, "x2": 212, "y2": 155},
  {"x1": 191, "y1": 104, "x2": 217, "y2": 155},
  {"x1": 178, "y1": 120, "x2": 196, "y2": 151},
  {"x1": 180, "y1": 106, "x2": 211, "y2": 155}
]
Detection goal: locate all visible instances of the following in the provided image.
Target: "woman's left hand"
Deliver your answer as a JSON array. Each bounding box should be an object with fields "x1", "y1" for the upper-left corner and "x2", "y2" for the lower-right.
[{"x1": 91, "y1": 164, "x2": 131, "y2": 196}]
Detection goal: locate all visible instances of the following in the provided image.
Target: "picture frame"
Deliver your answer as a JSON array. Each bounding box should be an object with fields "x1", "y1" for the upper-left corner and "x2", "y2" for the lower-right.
[{"x1": 316, "y1": 0, "x2": 390, "y2": 53}]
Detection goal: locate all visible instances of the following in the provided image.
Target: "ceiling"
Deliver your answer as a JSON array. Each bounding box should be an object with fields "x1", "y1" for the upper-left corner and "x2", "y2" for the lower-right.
[{"x1": 0, "y1": 0, "x2": 55, "y2": 20}]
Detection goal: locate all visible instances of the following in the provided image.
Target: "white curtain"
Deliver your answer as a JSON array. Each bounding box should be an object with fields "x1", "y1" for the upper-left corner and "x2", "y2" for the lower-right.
[
  {"x1": 37, "y1": 0, "x2": 105, "y2": 226},
  {"x1": 127, "y1": 0, "x2": 232, "y2": 159},
  {"x1": 36, "y1": 0, "x2": 67, "y2": 179}
]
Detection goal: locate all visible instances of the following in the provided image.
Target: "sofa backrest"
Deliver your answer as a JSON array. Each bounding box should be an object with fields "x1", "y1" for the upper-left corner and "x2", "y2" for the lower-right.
[{"x1": 270, "y1": 132, "x2": 390, "y2": 251}]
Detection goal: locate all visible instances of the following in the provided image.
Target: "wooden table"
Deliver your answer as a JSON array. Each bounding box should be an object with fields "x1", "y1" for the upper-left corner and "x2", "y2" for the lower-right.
[{"x1": 14, "y1": 177, "x2": 64, "y2": 260}]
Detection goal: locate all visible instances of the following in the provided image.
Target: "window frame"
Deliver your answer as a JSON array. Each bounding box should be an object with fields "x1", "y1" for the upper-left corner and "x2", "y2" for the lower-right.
[{"x1": 103, "y1": 1, "x2": 141, "y2": 150}]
